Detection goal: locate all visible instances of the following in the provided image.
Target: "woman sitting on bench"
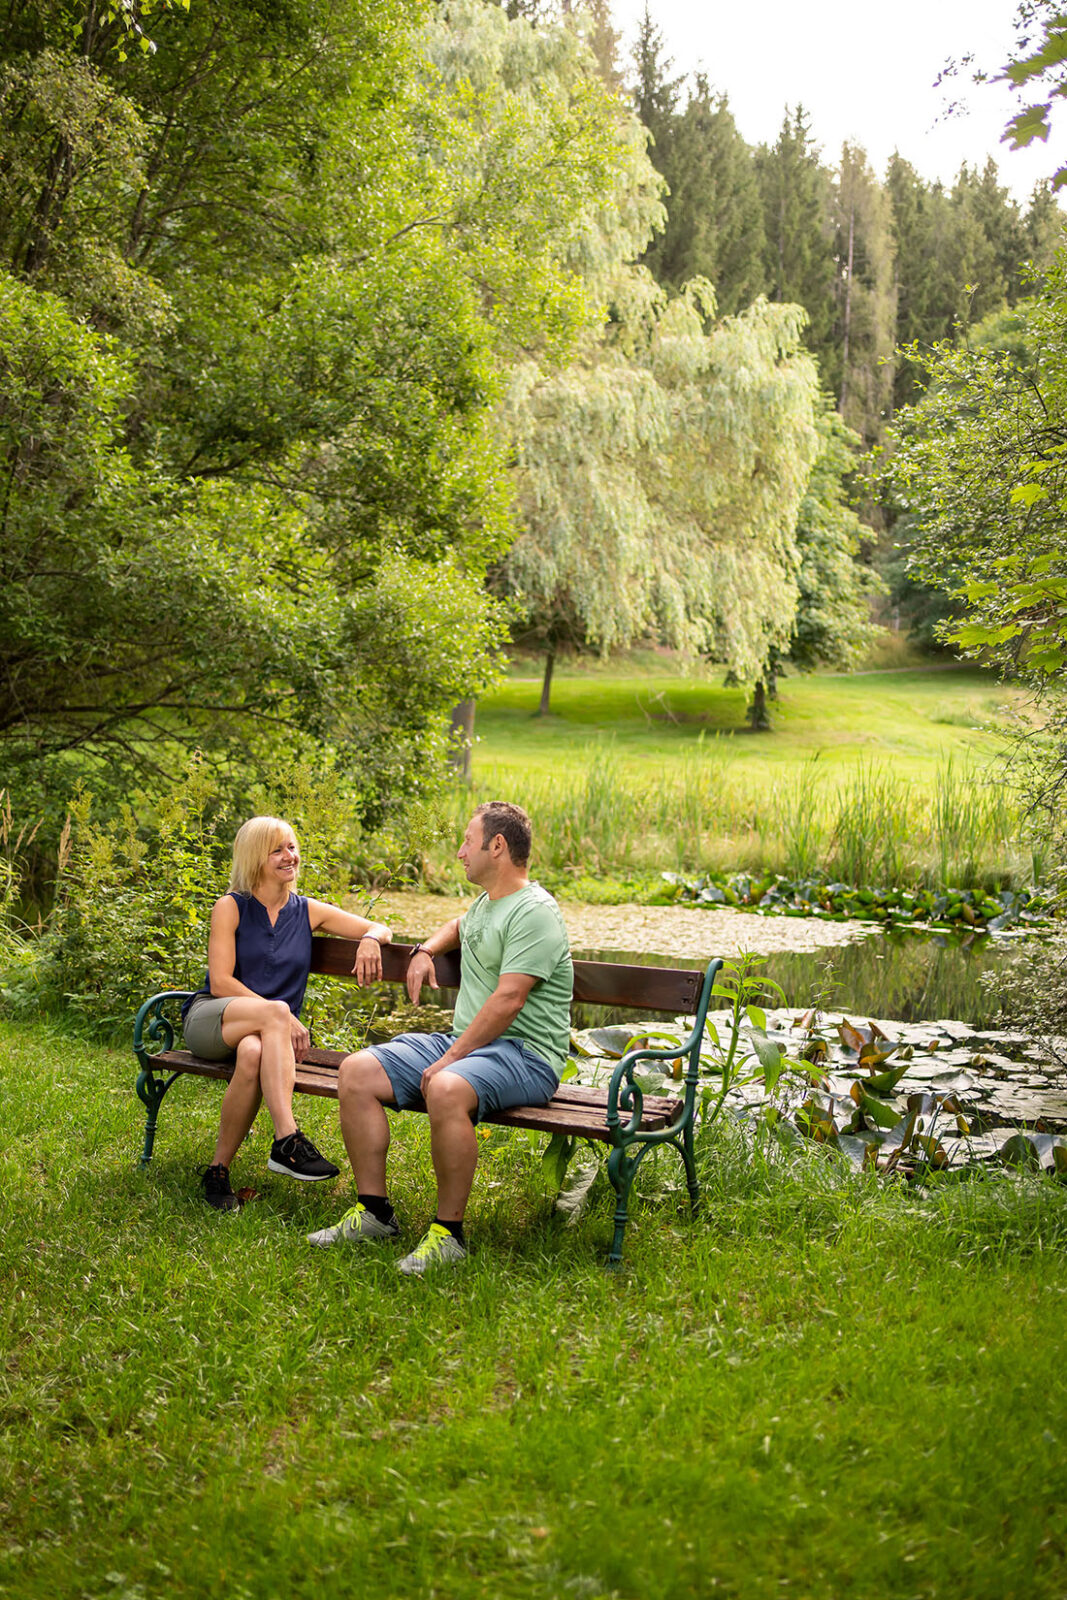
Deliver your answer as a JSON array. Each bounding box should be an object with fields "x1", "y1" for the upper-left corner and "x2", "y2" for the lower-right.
[{"x1": 182, "y1": 815, "x2": 392, "y2": 1211}]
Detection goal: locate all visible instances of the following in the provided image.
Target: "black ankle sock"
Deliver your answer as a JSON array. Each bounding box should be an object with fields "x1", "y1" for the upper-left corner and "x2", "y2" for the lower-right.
[
  {"x1": 435, "y1": 1216, "x2": 465, "y2": 1245},
  {"x1": 358, "y1": 1193, "x2": 396, "y2": 1225}
]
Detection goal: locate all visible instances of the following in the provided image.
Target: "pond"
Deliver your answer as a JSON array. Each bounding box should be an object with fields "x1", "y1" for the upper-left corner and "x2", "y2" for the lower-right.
[
  {"x1": 369, "y1": 889, "x2": 1026, "y2": 1029},
  {"x1": 574, "y1": 927, "x2": 1025, "y2": 1030}
]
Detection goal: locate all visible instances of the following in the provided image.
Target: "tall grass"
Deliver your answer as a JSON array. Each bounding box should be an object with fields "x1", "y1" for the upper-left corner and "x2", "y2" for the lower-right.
[{"x1": 436, "y1": 749, "x2": 1035, "y2": 893}]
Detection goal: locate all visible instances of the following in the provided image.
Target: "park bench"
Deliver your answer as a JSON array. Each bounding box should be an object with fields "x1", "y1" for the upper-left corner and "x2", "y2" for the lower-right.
[{"x1": 133, "y1": 938, "x2": 722, "y2": 1263}]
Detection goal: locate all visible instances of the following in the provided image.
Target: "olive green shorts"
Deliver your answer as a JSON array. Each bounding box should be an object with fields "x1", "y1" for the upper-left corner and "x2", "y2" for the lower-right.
[{"x1": 182, "y1": 995, "x2": 236, "y2": 1061}]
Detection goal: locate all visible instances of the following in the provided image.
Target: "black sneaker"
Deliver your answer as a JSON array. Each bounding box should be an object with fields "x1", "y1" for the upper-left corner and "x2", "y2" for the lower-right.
[
  {"x1": 267, "y1": 1129, "x2": 340, "y2": 1182},
  {"x1": 202, "y1": 1163, "x2": 240, "y2": 1212}
]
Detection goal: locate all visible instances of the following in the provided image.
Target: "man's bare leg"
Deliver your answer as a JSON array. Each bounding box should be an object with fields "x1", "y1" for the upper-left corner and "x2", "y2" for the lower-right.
[
  {"x1": 424, "y1": 1071, "x2": 480, "y2": 1221},
  {"x1": 337, "y1": 1050, "x2": 396, "y2": 1192}
]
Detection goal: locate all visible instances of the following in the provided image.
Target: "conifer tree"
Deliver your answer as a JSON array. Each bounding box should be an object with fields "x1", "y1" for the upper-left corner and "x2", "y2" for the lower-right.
[
  {"x1": 630, "y1": 4, "x2": 684, "y2": 143},
  {"x1": 1024, "y1": 181, "x2": 1067, "y2": 273},
  {"x1": 753, "y1": 108, "x2": 836, "y2": 363},
  {"x1": 580, "y1": 0, "x2": 624, "y2": 91},
  {"x1": 642, "y1": 75, "x2": 765, "y2": 314},
  {"x1": 886, "y1": 156, "x2": 959, "y2": 408},
  {"x1": 832, "y1": 142, "x2": 897, "y2": 444},
  {"x1": 945, "y1": 161, "x2": 1026, "y2": 327}
]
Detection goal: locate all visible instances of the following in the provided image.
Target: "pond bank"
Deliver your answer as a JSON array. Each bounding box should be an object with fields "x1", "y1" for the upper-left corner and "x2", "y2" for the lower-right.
[{"x1": 366, "y1": 890, "x2": 875, "y2": 961}]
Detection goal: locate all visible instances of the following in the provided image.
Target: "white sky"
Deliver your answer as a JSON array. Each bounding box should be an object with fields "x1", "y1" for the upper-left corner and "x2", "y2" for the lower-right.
[{"x1": 609, "y1": 1, "x2": 1058, "y2": 204}]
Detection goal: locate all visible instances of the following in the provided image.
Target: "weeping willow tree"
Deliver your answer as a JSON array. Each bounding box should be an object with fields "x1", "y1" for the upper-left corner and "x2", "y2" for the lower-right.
[
  {"x1": 423, "y1": 4, "x2": 822, "y2": 717},
  {"x1": 418, "y1": 0, "x2": 667, "y2": 733},
  {"x1": 499, "y1": 278, "x2": 821, "y2": 710}
]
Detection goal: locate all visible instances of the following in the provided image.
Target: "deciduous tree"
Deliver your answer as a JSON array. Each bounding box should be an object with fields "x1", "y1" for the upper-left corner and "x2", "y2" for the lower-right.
[{"x1": 0, "y1": 0, "x2": 631, "y2": 816}]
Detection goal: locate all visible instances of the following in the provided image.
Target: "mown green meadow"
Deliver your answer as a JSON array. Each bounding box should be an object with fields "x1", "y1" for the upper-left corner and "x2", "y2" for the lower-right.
[
  {"x1": 424, "y1": 664, "x2": 1038, "y2": 899},
  {"x1": 4, "y1": 1021, "x2": 1067, "y2": 1600}
]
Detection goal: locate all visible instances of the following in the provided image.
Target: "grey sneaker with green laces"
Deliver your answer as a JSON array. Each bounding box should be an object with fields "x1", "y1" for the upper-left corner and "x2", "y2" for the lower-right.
[
  {"x1": 397, "y1": 1222, "x2": 468, "y2": 1276},
  {"x1": 306, "y1": 1203, "x2": 400, "y2": 1247}
]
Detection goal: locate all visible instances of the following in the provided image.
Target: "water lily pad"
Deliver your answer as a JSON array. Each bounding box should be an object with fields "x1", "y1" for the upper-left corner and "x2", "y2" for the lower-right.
[
  {"x1": 834, "y1": 1134, "x2": 879, "y2": 1171},
  {"x1": 850, "y1": 1082, "x2": 903, "y2": 1129},
  {"x1": 861, "y1": 1059, "x2": 909, "y2": 1092},
  {"x1": 998, "y1": 1132, "x2": 1043, "y2": 1170},
  {"x1": 584, "y1": 1026, "x2": 647, "y2": 1058}
]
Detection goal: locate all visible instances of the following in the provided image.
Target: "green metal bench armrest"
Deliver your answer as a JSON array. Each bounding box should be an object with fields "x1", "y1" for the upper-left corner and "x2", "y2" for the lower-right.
[
  {"x1": 605, "y1": 960, "x2": 721, "y2": 1142},
  {"x1": 133, "y1": 990, "x2": 197, "y2": 1072}
]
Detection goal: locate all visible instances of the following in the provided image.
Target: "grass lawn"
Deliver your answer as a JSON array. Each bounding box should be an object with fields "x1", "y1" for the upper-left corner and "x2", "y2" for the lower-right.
[
  {"x1": 4, "y1": 1019, "x2": 1067, "y2": 1599},
  {"x1": 476, "y1": 664, "x2": 1020, "y2": 784},
  {"x1": 417, "y1": 666, "x2": 1037, "y2": 896}
]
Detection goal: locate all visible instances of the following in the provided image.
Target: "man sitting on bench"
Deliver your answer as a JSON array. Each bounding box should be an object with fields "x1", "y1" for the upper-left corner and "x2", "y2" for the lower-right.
[{"x1": 308, "y1": 801, "x2": 573, "y2": 1273}]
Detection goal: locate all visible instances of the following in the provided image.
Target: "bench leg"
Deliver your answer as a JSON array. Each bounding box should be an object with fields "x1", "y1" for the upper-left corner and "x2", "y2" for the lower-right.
[
  {"x1": 681, "y1": 1119, "x2": 701, "y2": 1216},
  {"x1": 136, "y1": 1069, "x2": 176, "y2": 1168},
  {"x1": 606, "y1": 1143, "x2": 639, "y2": 1267}
]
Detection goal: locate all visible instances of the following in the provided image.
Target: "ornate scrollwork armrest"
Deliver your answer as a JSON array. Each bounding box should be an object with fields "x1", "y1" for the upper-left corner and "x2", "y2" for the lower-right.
[
  {"x1": 605, "y1": 1030, "x2": 700, "y2": 1138},
  {"x1": 604, "y1": 961, "x2": 722, "y2": 1140},
  {"x1": 133, "y1": 991, "x2": 196, "y2": 1073}
]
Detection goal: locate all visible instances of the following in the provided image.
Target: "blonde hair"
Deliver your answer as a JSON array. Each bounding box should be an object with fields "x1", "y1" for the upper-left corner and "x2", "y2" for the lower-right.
[{"x1": 228, "y1": 816, "x2": 298, "y2": 896}]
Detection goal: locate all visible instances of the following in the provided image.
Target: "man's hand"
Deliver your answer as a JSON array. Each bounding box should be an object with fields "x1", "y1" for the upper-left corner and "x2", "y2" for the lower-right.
[
  {"x1": 406, "y1": 948, "x2": 439, "y2": 1005},
  {"x1": 352, "y1": 935, "x2": 384, "y2": 985},
  {"x1": 419, "y1": 1054, "x2": 456, "y2": 1096},
  {"x1": 289, "y1": 1013, "x2": 310, "y2": 1064}
]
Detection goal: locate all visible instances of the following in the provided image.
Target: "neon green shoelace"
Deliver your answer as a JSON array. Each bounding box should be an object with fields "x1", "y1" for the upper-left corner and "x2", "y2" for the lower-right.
[{"x1": 410, "y1": 1223, "x2": 452, "y2": 1259}]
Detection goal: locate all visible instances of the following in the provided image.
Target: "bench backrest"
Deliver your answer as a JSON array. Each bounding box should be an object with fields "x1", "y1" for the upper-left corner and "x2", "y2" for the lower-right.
[{"x1": 310, "y1": 935, "x2": 703, "y2": 1014}]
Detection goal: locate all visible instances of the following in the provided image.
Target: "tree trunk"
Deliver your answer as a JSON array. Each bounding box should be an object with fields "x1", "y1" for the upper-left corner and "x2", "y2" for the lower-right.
[
  {"x1": 536, "y1": 648, "x2": 556, "y2": 717},
  {"x1": 747, "y1": 679, "x2": 771, "y2": 731},
  {"x1": 839, "y1": 197, "x2": 854, "y2": 413},
  {"x1": 447, "y1": 698, "x2": 475, "y2": 782}
]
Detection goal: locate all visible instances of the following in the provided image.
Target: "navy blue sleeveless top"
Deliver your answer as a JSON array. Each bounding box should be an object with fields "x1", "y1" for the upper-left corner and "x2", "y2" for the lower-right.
[{"x1": 182, "y1": 891, "x2": 313, "y2": 1021}]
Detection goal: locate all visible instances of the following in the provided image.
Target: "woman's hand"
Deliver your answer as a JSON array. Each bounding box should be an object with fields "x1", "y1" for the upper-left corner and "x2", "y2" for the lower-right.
[
  {"x1": 353, "y1": 934, "x2": 384, "y2": 985},
  {"x1": 289, "y1": 1012, "x2": 310, "y2": 1063}
]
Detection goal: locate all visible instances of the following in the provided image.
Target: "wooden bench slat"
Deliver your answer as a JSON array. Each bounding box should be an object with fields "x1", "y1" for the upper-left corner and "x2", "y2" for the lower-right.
[
  {"x1": 486, "y1": 1099, "x2": 683, "y2": 1140},
  {"x1": 148, "y1": 1050, "x2": 685, "y2": 1136},
  {"x1": 571, "y1": 959, "x2": 702, "y2": 1013},
  {"x1": 309, "y1": 938, "x2": 703, "y2": 1014}
]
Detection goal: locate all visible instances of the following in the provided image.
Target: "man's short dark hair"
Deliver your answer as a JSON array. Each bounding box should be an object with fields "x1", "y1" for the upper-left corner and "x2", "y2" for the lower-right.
[{"x1": 474, "y1": 801, "x2": 531, "y2": 866}]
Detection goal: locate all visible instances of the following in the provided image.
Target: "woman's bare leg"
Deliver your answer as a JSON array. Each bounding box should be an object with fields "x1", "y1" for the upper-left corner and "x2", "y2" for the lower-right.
[
  {"x1": 220, "y1": 998, "x2": 299, "y2": 1139},
  {"x1": 211, "y1": 1035, "x2": 263, "y2": 1167}
]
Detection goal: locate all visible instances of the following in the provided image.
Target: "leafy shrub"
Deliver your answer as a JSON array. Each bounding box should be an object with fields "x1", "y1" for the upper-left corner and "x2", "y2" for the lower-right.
[{"x1": 0, "y1": 755, "x2": 428, "y2": 1042}]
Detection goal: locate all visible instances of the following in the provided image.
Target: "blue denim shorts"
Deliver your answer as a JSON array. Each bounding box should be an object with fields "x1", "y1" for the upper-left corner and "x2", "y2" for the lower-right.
[{"x1": 367, "y1": 1031, "x2": 558, "y2": 1123}]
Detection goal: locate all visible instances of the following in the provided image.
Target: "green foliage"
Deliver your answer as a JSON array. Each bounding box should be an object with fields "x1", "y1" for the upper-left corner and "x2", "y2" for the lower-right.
[
  {"x1": 0, "y1": 756, "x2": 406, "y2": 1039},
  {"x1": 781, "y1": 404, "x2": 883, "y2": 676},
  {"x1": 635, "y1": 43, "x2": 766, "y2": 316},
  {"x1": 754, "y1": 107, "x2": 837, "y2": 359},
  {"x1": 886, "y1": 254, "x2": 1067, "y2": 700},
  {"x1": 32, "y1": 770, "x2": 231, "y2": 1031},
  {"x1": 0, "y1": 271, "x2": 351, "y2": 785},
  {"x1": 831, "y1": 142, "x2": 897, "y2": 447},
  {"x1": 997, "y1": 930, "x2": 1067, "y2": 1067},
  {"x1": 992, "y1": 1, "x2": 1067, "y2": 192},
  {"x1": 663, "y1": 869, "x2": 1057, "y2": 931},
  {"x1": 0, "y1": 0, "x2": 641, "y2": 838}
]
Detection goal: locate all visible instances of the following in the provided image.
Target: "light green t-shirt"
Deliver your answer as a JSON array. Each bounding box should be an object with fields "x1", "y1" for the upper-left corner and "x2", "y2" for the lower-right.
[{"x1": 455, "y1": 883, "x2": 573, "y2": 1073}]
